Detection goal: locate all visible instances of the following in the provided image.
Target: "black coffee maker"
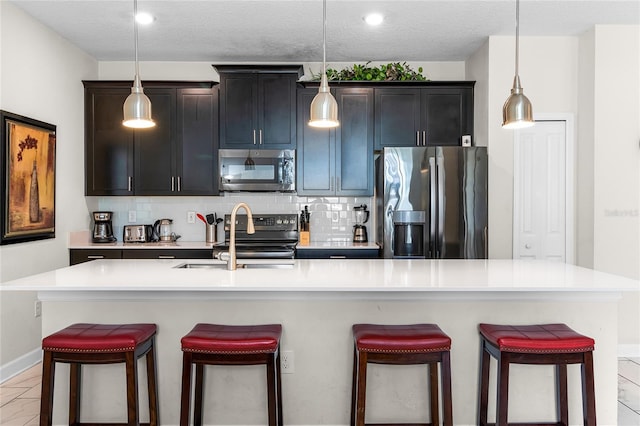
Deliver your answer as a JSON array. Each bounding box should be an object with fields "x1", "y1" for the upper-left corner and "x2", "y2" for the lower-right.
[{"x1": 92, "y1": 211, "x2": 116, "y2": 243}]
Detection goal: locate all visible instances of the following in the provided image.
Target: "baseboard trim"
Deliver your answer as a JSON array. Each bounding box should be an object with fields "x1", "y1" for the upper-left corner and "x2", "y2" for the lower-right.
[
  {"x1": 0, "y1": 348, "x2": 42, "y2": 384},
  {"x1": 619, "y1": 344, "x2": 640, "y2": 358}
]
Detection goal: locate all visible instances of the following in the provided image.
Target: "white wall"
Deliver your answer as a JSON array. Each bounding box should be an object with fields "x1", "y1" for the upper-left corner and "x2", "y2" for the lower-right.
[
  {"x1": 0, "y1": 1, "x2": 98, "y2": 379},
  {"x1": 590, "y1": 26, "x2": 640, "y2": 349}
]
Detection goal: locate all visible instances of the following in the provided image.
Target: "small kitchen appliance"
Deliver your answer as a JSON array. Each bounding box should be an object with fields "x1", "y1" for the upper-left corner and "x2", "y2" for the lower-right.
[
  {"x1": 153, "y1": 218, "x2": 177, "y2": 242},
  {"x1": 92, "y1": 211, "x2": 116, "y2": 243},
  {"x1": 123, "y1": 224, "x2": 154, "y2": 243},
  {"x1": 353, "y1": 204, "x2": 369, "y2": 243}
]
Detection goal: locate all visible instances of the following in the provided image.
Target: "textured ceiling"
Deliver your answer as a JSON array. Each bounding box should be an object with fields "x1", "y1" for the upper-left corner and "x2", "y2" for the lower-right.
[{"x1": 8, "y1": 0, "x2": 640, "y2": 63}]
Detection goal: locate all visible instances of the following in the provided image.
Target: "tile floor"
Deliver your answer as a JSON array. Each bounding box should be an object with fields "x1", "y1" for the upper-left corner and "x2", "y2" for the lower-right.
[{"x1": 1, "y1": 359, "x2": 639, "y2": 425}]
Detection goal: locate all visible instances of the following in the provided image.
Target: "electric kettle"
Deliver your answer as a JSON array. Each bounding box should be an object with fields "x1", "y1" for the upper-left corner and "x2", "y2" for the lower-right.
[{"x1": 153, "y1": 218, "x2": 176, "y2": 242}]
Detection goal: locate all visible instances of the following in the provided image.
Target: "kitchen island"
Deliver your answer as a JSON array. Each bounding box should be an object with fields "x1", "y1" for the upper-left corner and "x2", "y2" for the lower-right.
[{"x1": 2, "y1": 259, "x2": 638, "y2": 425}]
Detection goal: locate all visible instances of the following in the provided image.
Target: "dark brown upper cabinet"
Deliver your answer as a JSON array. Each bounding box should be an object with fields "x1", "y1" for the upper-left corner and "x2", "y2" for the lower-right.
[
  {"x1": 296, "y1": 87, "x2": 374, "y2": 196},
  {"x1": 215, "y1": 65, "x2": 302, "y2": 149},
  {"x1": 83, "y1": 81, "x2": 218, "y2": 196},
  {"x1": 374, "y1": 82, "x2": 474, "y2": 148}
]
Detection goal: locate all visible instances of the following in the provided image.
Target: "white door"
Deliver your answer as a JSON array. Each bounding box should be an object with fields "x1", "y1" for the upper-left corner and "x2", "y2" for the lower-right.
[{"x1": 513, "y1": 118, "x2": 574, "y2": 262}]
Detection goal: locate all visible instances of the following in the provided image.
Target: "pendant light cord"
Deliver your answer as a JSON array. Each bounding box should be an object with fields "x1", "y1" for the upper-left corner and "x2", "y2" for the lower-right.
[
  {"x1": 322, "y1": 0, "x2": 327, "y2": 76},
  {"x1": 514, "y1": 0, "x2": 520, "y2": 78},
  {"x1": 133, "y1": 0, "x2": 140, "y2": 86}
]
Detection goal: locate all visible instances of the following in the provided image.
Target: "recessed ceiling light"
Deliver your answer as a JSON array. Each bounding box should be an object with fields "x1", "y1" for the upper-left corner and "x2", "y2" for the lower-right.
[
  {"x1": 364, "y1": 13, "x2": 384, "y2": 26},
  {"x1": 135, "y1": 12, "x2": 154, "y2": 25}
]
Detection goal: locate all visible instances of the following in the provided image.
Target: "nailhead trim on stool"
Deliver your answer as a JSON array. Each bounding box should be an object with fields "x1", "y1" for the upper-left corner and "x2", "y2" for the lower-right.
[
  {"x1": 179, "y1": 323, "x2": 283, "y2": 426},
  {"x1": 351, "y1": 324, "x2": 453, "y2": 426},
  {"x1": 39, "y1": 323, "x2": 159, "y2": 426},
  {"x1": 477, "y1": 323, "x2": 596, "y2": 426}
]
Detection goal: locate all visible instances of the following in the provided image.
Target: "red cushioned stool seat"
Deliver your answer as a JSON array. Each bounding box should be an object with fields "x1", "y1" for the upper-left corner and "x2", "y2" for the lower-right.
[
  {"x1": 477, "y1": 323, "x2": 596, "y2": 426},
  {"x1": 179, "y1": 324, "x2": 283, "y2": 426},
  {"x1": 351, "y1": 324, "x2": 453, "y2": 426},
  {"x1": 39, "y1": 323, "x2": 158, "y2": 426}
]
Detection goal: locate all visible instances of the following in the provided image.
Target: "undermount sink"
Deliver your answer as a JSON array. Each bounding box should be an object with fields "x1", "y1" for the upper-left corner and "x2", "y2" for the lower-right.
[{"x1": 174, "y1": 262, "x2": 294, "y2": 270}]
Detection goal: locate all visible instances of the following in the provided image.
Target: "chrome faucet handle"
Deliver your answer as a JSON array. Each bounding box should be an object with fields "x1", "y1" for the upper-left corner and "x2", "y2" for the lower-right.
[{"x1": 215, "y1": 252, "x2": 230, "y2": 261}]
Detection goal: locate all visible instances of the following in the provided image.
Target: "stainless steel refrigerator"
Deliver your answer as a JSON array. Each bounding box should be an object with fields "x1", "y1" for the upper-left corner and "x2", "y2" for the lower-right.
[{"x1": 376, "y1": 146, "x2": 488, "y2": 259}]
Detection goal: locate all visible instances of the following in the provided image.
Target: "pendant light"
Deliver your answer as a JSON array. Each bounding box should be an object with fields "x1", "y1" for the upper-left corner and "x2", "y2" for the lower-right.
[
  {"x1": 123, "y1": 0, "x2": 155, "y2": 128},
  {"x1": 502, "y1": 0, "x2": 534, "y2": 129},
  {"x1": 309, "y1": 0, "x2": 339, "y2": 128}
]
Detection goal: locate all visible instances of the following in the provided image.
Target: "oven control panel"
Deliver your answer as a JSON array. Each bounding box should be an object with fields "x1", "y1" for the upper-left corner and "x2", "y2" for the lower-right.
[{"x1": 224, "y1": 214, "x2": 298, "y2": 232}]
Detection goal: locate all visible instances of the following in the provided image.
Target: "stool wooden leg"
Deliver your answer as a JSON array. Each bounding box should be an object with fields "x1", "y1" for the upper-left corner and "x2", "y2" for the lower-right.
[
  {"x1": 355, "y1": 350, "x2": 368, "y2": 426},
  {"x1": 496, "y1": 353, "x2": 510, "y2": 426},
  {"x1": 275, "y1": 350, "x2": 283, "y2": 426},
  {"x1": 193, "y1": 363, "x2": 205, "y2": 426},
  {"x1": 350, "y1": 347, "x2": 357, "y2": 426},
  {"x1": 477, "y1": 341, "x2": 490, "y2": 426},
  {"x1": 429, "y1": 362, "x2": 440, "y2": 426},
  {"x1": 68, "y1": 362, "x2": 81, "y2": 426},
  {"x1": 146, "y1": 341, "x2": 159, "y2": 426},
  {"x1": 125, "y1": 351, "x2": 139, "y2": 426},
  {"x1": 179, "y1": 352, "x2": 193, "y2": 426},
  {"x1": 582, "y1": 351, "x2": 596, "y2": 426},
  {"x1": 39, "y1": 351, "x2": 55, "y2": 426},
  {"x1": 555, "y1": 364, "x2": 568, "y2": 425},
  {"x1": 441, "y1": 351, "x2": 453, "y2": 426},
  {"x1": 267, "y1": 353, "x2": 278, "y2": 426}
]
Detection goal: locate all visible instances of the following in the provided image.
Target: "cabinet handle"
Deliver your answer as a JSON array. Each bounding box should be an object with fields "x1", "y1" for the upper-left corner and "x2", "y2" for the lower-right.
[
  {"x1": 422, "y1": 131, "x2": 427, "y2": 146},
  {"x1": 87, "y1": 255, "x2": 105, "y2": 259},
  {"x1": 177, "y1": 176, "x2": 181, "y2": 192},
  {"x1": 329, "y1": 255, "x2": 347, "y2": 259},
  {"x1": 128, "y1": 176, "x2": 133, "y2": 192},
  {"x1": 416, "y1": 131, "x2": 420, "y2": 146},
  {"x1": 253, "y1": 129, "x2": 257, "y2": 145},
  {"x1": 171, "y1": 176, "x2": 175, "y2": 191},
  {"x1": 259, "y1": 129, "x2": 263, "y2": 145},
  {"x1": 158, "y1": 255, "x2": 175, "y2": 259}
]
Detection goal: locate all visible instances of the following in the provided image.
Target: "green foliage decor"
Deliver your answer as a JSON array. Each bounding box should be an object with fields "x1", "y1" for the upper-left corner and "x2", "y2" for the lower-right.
[{"x1": 314, "y1": 61, "x2": 428, "y2": 82}]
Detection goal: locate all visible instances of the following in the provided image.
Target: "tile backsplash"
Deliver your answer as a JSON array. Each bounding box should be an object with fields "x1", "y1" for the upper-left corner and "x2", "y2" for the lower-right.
[{"x1": 87, "y1": 193, "x2": 374, "y2": 243}]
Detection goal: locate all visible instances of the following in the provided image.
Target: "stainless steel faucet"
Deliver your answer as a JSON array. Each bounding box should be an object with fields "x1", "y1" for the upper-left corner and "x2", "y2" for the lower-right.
[{"x1": 226, "y1": 202, "x2": 255, "y2": 270}]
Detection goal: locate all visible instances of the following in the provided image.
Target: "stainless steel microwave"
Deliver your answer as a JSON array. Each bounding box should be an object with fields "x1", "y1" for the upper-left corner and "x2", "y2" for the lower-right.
[{"x1": 218, "y1": 149, "x2": 295, "y2": 192}]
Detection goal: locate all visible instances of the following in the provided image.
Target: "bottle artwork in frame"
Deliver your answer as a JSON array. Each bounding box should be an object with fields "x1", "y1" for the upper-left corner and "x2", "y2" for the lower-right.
[{"x1": 0, "y1": 110, "x2": 56, "y2": 245}]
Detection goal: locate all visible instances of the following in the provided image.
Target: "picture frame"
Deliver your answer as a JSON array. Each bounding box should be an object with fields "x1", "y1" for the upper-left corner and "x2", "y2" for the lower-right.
[{"x1": 0, "y1": 110, "x2": 56, "y2": 245}]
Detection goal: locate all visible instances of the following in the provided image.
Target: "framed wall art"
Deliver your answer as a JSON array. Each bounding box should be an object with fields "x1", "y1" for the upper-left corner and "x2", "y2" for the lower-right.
[{"x1": 1, "y1": 110, "x2": 56, "y2": 245}]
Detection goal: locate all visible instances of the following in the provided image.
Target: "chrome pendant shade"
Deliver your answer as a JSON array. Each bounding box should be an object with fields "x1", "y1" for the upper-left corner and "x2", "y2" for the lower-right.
[
  {"x1": 123, "y1": 0, "x2": 155, "y2": 129},
  {"x1": 309, "y1": 0, "x2": 339, "y2": 128},
  {"x1": 502, "y1": 0, "x2": 534, "y2": 129}
]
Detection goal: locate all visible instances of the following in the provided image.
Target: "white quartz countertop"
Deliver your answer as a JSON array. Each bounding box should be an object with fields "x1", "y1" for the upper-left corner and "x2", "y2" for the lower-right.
[{"x1": 2, "y1": 259, "x2": 638, "y2": 294}]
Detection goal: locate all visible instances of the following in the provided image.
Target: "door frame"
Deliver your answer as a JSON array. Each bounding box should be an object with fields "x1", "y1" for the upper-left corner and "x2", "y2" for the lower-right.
[{"x1": 512, "y1": 113, "x2": 575, "y2": 263}]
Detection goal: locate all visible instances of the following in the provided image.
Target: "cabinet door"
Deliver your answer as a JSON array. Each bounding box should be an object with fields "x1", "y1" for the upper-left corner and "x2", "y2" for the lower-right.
[
  {"x1": 296, "y1": 88, "x2": 335, "y2": 195},
  {"x1": 335, "y1": 88, "x2": 374, "y2": 196},
  {"x1": 85, "y1": 87, "x2": 134, "y2": 195},
  {"x1": 374, "y1": 88, "x2": 421, "y2": 149},
  {"x1": 258, "y1": 73, "x2": 297, "y2": 149},
  {"x1": 421, "y1": 87, "x2": 473, "y2": 146},
  {"x1": 219, "y1": 74, "x2": 257, "y2": 148},
  {"x1": 134, "y1": 88, "x2": 176, "y2": 195},
  {"x1": 176, "y1": 87, "x2": 218, "y2": 195}
]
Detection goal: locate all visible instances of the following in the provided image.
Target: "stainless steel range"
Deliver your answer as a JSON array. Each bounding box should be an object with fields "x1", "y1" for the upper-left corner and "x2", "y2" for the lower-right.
[{"x1": 211, "y1": 213, "x2": 299, "y2": 260}]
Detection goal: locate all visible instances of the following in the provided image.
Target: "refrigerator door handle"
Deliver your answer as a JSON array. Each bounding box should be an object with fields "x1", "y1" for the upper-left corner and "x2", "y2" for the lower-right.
[
  {"x1": 429, "y1": 156, "x2": 437, "y2": 258},
  {"x1": 437, "y1": 155, "x2": 445, "y2": 258}
]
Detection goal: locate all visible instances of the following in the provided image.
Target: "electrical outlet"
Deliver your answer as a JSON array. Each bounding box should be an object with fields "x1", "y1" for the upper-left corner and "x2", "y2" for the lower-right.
[
  {"x1": 128, "y1": 211, "x2": 137, "y2": 222},
  {"x1": 34, "y1": 300, "x2": 41, "y2": 317},
  {"x1": 281, "y1": 350, "x2": 294, "y2": 374},
  {"x1": 187, "y1": 211, "x2": 196, "y2": 224}
]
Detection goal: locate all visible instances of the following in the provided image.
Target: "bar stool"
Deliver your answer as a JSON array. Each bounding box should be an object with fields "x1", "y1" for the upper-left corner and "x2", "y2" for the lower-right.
[
  {"x1": 477, "y1": 323, "x2": 596, "y2": 426},
  {"x1": 351, "y1": 323, "x2": 453, "y2": 426},
  {"x1": 39, "y1": 323, "x2": 158, "y2": 426},
  {"x1": 179, "y1": 323, "x2": 283, "y2": 426}
]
